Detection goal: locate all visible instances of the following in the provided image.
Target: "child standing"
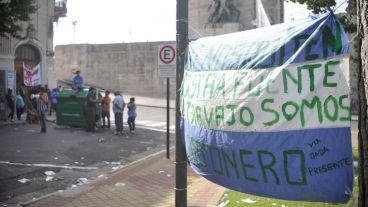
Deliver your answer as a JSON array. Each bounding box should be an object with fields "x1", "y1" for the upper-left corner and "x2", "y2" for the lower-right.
[
  {"x1": 101, "y1": 91, "x2": 111, "y2": 129},
  {"x1": 127, "y1": 97, "x2": 137, "y2": 133}
]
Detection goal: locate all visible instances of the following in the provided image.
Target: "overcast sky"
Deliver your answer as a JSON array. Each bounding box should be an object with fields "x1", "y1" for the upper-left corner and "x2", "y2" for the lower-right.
[{"x1": 53, "y1": 0, "x2": 347, "y2": 46}]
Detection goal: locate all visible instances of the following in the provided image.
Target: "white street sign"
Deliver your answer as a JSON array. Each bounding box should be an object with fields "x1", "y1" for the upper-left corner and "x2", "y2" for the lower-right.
[{"x1": 158, "y1": 44, "x2": 176, "y2": 78}]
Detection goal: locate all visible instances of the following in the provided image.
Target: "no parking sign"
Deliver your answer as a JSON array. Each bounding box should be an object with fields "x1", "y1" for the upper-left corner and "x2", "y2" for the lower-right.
[{"x1": 158, "y1": 44, "x2": 176, "y2": 78}]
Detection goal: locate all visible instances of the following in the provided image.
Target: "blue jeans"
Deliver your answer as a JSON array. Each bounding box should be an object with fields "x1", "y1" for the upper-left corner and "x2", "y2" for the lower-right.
[
  {"x1": 102, "y1": 111, "x2": 110, "y2": 128},
  {"x1": 114, "y1": 112, "x2": 123, "y2": 132}
]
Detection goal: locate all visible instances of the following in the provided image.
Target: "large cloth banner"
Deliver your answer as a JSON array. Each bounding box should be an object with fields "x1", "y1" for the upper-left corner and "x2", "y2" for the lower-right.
[
  {"x1": 182, "y1": 12, "x2": 353, "y2": 203},
  {"x1": 23, "y1": 62, "x2": 41, "y2": 86}
]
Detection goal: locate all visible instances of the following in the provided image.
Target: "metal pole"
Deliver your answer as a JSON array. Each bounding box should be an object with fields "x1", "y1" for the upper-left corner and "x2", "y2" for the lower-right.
[
  {"x1": 176, "y1": 0, "x2": 188, "y2": 206},
  {"x1": 167, "y1": 77, "x2": 170, "y2": 159},
  {"x1": 72, "y1": 21, "x2": 77, "y2": 44}
]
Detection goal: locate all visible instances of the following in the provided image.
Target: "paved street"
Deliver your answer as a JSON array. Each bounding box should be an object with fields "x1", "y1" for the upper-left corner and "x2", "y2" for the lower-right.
[{"x1": 0, "y1": 121, "x2": 173, "y2": 205}]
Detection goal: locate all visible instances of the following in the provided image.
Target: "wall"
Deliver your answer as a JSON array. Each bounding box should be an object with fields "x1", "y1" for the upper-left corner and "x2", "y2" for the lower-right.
[{"x1": 54, "y1": 42, "x2": 176, "y2": 98}]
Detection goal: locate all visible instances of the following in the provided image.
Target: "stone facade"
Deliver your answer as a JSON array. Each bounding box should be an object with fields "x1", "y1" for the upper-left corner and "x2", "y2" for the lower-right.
[
  {"x1": 54, "y1": 42, "x2": 176, "y2": 97},
  {"x1": 0, "y1": 0, "x2": 66, "y2": 120},
  {"x1": 0, "y1": 0, "x2": 65, "y2": 87}
]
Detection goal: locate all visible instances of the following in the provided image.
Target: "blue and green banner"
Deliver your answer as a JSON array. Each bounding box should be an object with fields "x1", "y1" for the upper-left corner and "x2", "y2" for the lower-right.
[{"x1": 182, "y1": 11, "x2": 353, "y2": 203}]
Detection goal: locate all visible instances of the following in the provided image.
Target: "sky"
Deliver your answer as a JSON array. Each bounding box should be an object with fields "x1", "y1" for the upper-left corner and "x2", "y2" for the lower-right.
[{"x1": 53, "y1": 0, "x2": 347, "y2": 46}]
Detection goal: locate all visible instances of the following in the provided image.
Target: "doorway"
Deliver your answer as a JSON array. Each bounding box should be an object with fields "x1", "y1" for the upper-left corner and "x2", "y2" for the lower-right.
[{"x1": 14, "y1": 44, "x2": 41, "y2": 90}]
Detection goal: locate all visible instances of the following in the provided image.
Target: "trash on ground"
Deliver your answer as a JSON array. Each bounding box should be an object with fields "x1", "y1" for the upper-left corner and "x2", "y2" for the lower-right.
[
  {"x1": 111, "y1": 162, "x2": 120, "y2": 165},
  {"x1": 98, "y1": 138, "x2": 106, "y2": 143},
  {"x1": 98, "y1": 174, "x2": 104, "y2": 178},
  {"x1": 241, "y1": 198, "x2": 257, "y2": 203},
  {"x1": 45, "y1": 176, "x2": 54, "y2": 182},
  {"x1": 76, "y1": 178, "x2": 88, "y2": 186},
  {"x1": 115, "y1": 182, "x2": 126, "y2": 187},
  {"x1": 80, "y1": 157, "x2": 85, "y2": 160},
  {"x1": 71, "y1": 184, "x2": 77, "y2": 188},
  {"x1": 56, "y1": 177, "x2": 64, "y2": 181},
  {"x1": 112, "y1": 166, "x2": 120, "y2": 170},
  {"x1": 44, "y1": 171, "x2": 55, "y2": 176},
  {"x1": 218, "y1": 200, "x2": 229, "y2": 207},
  {"x1": 18, "y1": 178, "x2": 31, "y2": 184},
  {"x1": 158, "y1": 171, "x2": 165, "y2": 174},
  {"x1": 167, "y1": 174, "x2": 172, "y2": 177}
]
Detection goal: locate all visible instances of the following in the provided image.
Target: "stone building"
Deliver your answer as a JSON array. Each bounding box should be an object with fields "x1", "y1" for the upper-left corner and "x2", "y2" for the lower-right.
[
  {"x1": 0, "y1": 0, "x2": 67, "y2": 120},
  {"x1": 54, "y1": 0, "x2": 283, "y2": 98}
]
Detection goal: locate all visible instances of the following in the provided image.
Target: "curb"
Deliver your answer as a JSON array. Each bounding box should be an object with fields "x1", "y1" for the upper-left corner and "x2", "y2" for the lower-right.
[
  {"x1": 136, "y1": 102, "x2": 175, "y2": 110},
  {"x1": 20, "y1": 148, "x2": 174, "y2": 206}
]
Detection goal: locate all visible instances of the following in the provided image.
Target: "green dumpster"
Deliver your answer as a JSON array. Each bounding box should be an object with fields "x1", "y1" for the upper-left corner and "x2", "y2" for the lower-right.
[{"x1": 56, "y1": 89, "x2": 101, "y2": 127}]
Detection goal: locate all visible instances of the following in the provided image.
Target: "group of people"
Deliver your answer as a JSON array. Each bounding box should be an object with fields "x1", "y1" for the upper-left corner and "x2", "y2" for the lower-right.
[
  {"x1": 5, "y1": 69, "x2": 137, "y2": 135},
  {"x1": 5, "y1": 85, "x2": 55, "y2": 133},
  {"x1": 84, "y1": 87, "x2": 137, "y2": 134},
  {"x1": 5, "y1": 88, "x2": 25, "y2": 122}
]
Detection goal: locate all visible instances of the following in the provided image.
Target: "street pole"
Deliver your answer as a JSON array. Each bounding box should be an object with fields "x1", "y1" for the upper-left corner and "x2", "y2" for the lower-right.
[
  {"x1": 72, "y1": 21, "x2": 77, "y2": 44},
  {"x1": 167, "y1": 77, "x2": 170, "y2": 159},
  {"x1": 176, "y1": 0, "x2": 188, "y2": 206}
]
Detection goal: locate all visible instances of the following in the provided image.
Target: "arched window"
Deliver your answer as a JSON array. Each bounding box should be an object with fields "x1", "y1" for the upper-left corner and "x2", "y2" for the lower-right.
[{"x1": 14, "y1": 44, "x2": 41, "y2": 89}]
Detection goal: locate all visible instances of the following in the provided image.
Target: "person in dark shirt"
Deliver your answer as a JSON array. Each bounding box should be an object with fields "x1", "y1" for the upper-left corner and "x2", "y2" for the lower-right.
[
  {"x1": 85, "y1": 87, "x2": 97, "y2": 132},
  {"x1": 6, "y1": 88, "x2": 15, "y2": 122}
]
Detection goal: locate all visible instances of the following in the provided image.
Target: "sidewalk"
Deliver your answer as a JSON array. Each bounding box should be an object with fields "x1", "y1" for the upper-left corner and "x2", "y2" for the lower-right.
[
  {"x1": 24, "y1": 149, "x2": 226, "y2": 207},
  {"x1": 124, "y1": 94, "x2": 175, "y2": 109}
]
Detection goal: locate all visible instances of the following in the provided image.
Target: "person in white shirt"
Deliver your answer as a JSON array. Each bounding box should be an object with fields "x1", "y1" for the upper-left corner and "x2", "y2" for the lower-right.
[{"x1": 112, "y1": 91, "x2": 125, "y2": 135}]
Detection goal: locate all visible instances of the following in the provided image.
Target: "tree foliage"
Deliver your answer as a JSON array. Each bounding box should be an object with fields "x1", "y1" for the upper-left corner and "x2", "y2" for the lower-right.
[
  {"x1": 0, "y1": 0, "x2": 37, "y2": 39},
  {"x1": 285, "y1": 0, "x2": 337, "y2": 14},
  {"x1": 286, "y1": 0, "x2": 357, "y2": 33}
]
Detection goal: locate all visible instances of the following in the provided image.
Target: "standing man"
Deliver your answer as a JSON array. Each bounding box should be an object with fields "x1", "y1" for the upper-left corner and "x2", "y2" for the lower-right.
[
  {"x1": 49, "y1": 88, "x2": 58, "y2": 116},
  {"x1": 33, "y1": 87, "x2": 48, "y2": 133},
  {"x1": 85, "y1": 87, "x2": 98, "y2": 132},
  {"x1": 113, "y1": 91, "x2": 125, "y2": 135},
  {"x1": 101, "y1": 90, "x2": 111, "y2": 129},
  {"x1": 72, "y1": 69, "x2": 83, "y2": 94},
  {"x1": 6, "y1": 88, "x2": 15, "y2": 122}
]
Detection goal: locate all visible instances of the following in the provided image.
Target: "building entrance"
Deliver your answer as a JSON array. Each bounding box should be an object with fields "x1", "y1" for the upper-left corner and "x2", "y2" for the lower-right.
[{"x1": 14, "y1": 44, "x2": 41, "y2": 90}]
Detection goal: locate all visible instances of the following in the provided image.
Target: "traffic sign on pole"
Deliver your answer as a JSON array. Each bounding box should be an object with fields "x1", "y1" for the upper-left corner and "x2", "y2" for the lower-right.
[{"x1": 158, "y1": 44, "x2": 176, "y2": 78}]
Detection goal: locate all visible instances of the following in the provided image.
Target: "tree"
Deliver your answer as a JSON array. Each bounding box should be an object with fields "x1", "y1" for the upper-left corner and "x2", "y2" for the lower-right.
[
  {"x1": 0, "y1": 0, "x2": 37, "y2": 39},
  {"x1": 285, "y1": 0, "x2": 367, "y2": 206}
]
